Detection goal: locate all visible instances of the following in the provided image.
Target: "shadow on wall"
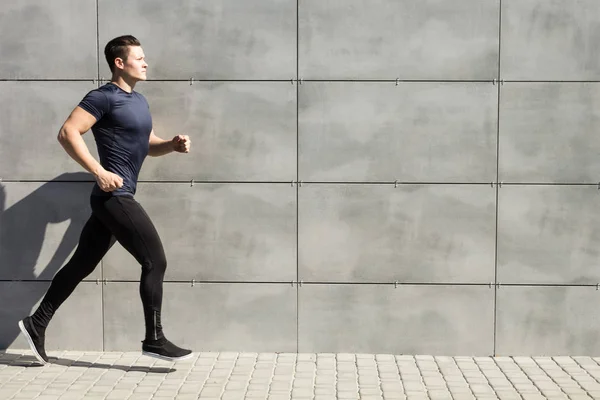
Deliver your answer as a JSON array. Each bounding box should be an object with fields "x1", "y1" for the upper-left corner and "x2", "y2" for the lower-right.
[{"x1": 0, "y1": 172, "x2": 94, "y2": 350}]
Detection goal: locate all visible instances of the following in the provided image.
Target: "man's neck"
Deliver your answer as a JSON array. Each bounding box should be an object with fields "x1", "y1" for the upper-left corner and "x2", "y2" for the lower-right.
[{"x1": 110, "y1": 75, "x2": 136, "y2": 93}]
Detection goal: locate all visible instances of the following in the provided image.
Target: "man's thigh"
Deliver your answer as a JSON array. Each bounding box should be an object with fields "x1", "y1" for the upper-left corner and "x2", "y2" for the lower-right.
[{"x1": 91, "y1": 196, "x2": 166, "y2": 266}]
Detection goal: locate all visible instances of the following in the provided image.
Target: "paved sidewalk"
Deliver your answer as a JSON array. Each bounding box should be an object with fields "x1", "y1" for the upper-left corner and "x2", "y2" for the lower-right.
[{"x1": 2, "y1": 350, "x2": 600, "y2": 400}]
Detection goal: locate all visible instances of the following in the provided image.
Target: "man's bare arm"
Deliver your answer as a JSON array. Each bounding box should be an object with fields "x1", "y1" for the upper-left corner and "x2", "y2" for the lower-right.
[
  {"x1": 57, "y1": 107, "x2": 123, "y2": 192},
  {"x1": 148, "y1": 130, "x2": 191, "y2": 156}
]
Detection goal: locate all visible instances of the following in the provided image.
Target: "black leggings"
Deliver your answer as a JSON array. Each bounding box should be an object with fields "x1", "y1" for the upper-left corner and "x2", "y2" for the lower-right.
[{"x1": 32, "y1": 195, "x2": 167, "y2": 341}]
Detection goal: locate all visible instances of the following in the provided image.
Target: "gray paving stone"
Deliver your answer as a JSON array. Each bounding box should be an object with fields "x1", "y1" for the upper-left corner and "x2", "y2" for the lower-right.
[
  {"x1": 72, "y1": 397, "x2": 104, "y2": 400},
  {"x1": 337, "y1": 392, "x2": 360, "y2": 399},
  {"x1": 337, "y1": 383, "x2": 359, "y2": 392},
  {"x1": 247, "y1": 390, "x2": 270, "y2": 398},
  {"x1": 199, "y1": 387, "x2": 223, "y2": 396},
  {"x1": 382, "y1": 393, "x2": 406, "y2": 400},
  {"x1": 153, "y1": 389, "x2": 179, "y2": 397},
  {"x1": 105, "y1": 390, "x2": 134, "y2": 399},
  {"x1": 221, "y1": 391, "x2": 247, "y2": 400},
  {"x1": 57, "y1": 394, "x2": 86, "y2": 400},
  {"x1": 381, "y1": 382, "x2": 404, "y2": 390},
  {"x1": 403, "y1": 383, "x2": 426, "y2": 391}
]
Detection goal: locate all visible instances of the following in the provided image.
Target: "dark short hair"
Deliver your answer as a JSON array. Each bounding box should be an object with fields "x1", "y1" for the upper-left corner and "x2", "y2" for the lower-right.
[{"x1": 104, "y1": 35, "x2": 141, "y2": 73}]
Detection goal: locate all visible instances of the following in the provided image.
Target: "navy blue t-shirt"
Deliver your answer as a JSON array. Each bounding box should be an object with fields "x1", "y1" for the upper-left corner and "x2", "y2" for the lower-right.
[{"x1": 78, "y1": 83, "x2": 152, "y2": 197}]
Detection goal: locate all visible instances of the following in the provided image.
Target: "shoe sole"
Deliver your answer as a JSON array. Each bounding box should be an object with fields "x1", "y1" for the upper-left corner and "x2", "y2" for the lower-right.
[
  {"x1": 18, "y1": 320, "x2": 48, "y2": 366},
  {"x1": 142, "y1": 350, "x2": 193, "y2": 362}
]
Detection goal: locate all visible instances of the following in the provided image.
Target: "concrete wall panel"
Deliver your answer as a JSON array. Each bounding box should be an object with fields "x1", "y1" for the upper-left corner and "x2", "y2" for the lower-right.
[
  {"x1": 103, "y1": 282, "x2": 297, "y2": 352},
  {"x1": 0, "y1": 0, "x2": 96, "y2": 79},
  {"x1": 137, "y1": 81, "x2": 296, "y2": 181},
  {"x1": 102, "y1": 183, "x2": 296, "y2": 282},
  {"x1": 299, "y1": 0, "x2": 499, "y2": 80},
  {"x1": 299, "y1": 184, "x2": 495, "y2": 283},
  {"x1": 0, "y1": 182, "x2": 99, "y2": 281},
  {"x1": 299, "y1": 82, "x2": 497, "y2": 182},
  {"x1": 499, "y1": 83, "x2": 600, "y2": 183},
  {"x1": 98, "y1": 0, "x2": 296, "y2": 80},
  {"x1": 1, "y1": 281, "x2": 103, "y2": 351},
  {"x1": 502, "y1": 0, "x2": 600, "y2": 80},
  {"x1": 498, "y1": 185, "x2": 600, "y2": 285},
  {"x1": 298, "y1": 284, "x2": 494, "y2": 355},
  {"x1": 496, "y1": 286, "x2": 600, "y2": 355},
  {"x1": 0, "y1": 82, "x2": 99, "y2": 180}
]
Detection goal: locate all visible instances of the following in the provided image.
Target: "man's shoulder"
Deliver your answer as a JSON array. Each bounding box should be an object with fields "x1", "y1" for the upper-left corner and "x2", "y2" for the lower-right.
[
  {"x1": 96, "y1": 83, "x2": 119, "y2": 97},
  {"x1": 83, "y1": 84, "x2": 114, "y2": 102}
]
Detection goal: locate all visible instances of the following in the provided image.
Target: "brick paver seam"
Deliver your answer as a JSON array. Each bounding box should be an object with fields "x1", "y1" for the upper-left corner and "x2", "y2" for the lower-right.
[
  {"x1": 531, "y1": 356, "x2": 578, "y2": 399},
  {"x1": 489, "y1": 357, "x2": 525, "y2": 400},
  {"x1": 174, "y1": 354, "x2": 198, "y2": 398},
  {"x1": 145, "y1": 355, "x2": 166, "y2": 398},
  {"x1": 19, "y1": 351, "x2": 93, "y2": 400},
  {"x1": 215, "y1": 353, "x2": 232, "y2": 398},
  {"x1": 573, "y1": 356, "x2": 600, "y2": 388},
  {"x1": 105, "y1": 354, "x2": 133, "y2": 398},
  {"x1": 333, "y1": 353, "x2": 340, "y2": 399},
  {"x1": 387, "y1": 354, "x2": 406, "y2": 399},
  {"x1": 335, "y1": 353, "x2": 348, "y2": 399},
  {"x1": 590, "y1": 356, "x2": 600, "y2": 371},
  {"x1": 456, "y1": 357, "x2": 488, "y2": 399},
  {"x1": 435, "y1": 357, "x2": 458, "y2": 400},
  {"x1": 394, "y1": 356, "x2": 419, "y2": 399},
  {"x1": 546, "y1": 356, "x2": 594, "y2": 399},
  {"x1": 95, "y1": 353, "x2": 139, "y2": 399},
  {"x1": 451, "y1": 357, "x2": 479, "y2": 399},
  {"x1": 271, "y1": 353, "x2": 284, "y2": 398},
  {"x1": 374, "y1": 355, "x2": 386, "y2": 399},
  {"x1": 53, "y1": 352, "x2": 89, "y2": 396},
  {"x1": 512, "y1": 356, "x2": 550, "y2": 398},
  {"x1": 11, "y1": 351, "x2": 74, "y2": 400},
  {"x1": 240, "y1": 353, "x2": 254, "y2": 398},
  {"x1": 223, "y1": 352, "x2": 240, "y2": 399},
  {"x1": 261, "y1": 353, "x2": 276, "y2": 398},
  {"x1": 474, "y1": 356, "x2": 516, "y2": 399},
  {"x1": 416, "y1": 356, "x2": 453, "y2": 399},
  {"x1": 4, "y1": 364, "x2": 28, "y2": 400},
  {"x1": 309, "y1": 354, "x2": 317, "y2": 399}
]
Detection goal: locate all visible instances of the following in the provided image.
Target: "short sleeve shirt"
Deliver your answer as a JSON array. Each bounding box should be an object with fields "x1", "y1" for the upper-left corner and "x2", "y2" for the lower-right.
[{"x1": 78, "y1": 83, "x2": 152, "y2": 197}]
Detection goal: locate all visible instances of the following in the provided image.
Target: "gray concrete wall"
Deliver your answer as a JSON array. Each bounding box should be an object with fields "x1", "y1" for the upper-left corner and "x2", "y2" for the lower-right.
[{"x1": 1, "y1": 0, "x2": 600, "y2": 356}]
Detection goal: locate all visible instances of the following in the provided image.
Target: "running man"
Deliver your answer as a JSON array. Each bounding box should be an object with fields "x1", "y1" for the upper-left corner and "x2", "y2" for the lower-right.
[{"x1": 18, "y1": 35, "x2": 193, "y2": 364}]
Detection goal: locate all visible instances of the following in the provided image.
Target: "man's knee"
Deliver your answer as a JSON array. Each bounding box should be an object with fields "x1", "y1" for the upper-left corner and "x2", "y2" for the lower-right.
[{"x1": 142, "y1": 254, "x2": 167, "y2": 273}]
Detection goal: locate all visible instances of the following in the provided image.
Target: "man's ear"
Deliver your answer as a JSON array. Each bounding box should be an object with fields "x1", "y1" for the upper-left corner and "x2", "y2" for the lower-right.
[{"x1": 114, "y1": 57, "x2": 124, "y2": 70}]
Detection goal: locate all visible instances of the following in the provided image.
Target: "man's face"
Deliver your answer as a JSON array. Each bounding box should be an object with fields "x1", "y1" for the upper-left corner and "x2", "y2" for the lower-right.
[{"x1": 120, "y1": 46, "x2": 148, "y2": 81}]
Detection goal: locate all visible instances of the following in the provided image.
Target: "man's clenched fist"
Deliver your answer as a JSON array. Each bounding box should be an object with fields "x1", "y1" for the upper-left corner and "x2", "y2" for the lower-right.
[
  {"x1": 96, "y1": 169, "x2": 124, "y2": 192},
  {"x1": 172, "y1": 135, "x2": 191, "y2": 153}
]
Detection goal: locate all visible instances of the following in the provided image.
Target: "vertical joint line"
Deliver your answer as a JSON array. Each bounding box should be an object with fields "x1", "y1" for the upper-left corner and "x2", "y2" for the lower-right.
[
  {"x1": 101, "y1": 259, "x2": 105, "y2": 352},
  {"x1": 295, "y1": 0, "x2": 300, "y2": 355},
  {"x1": 96, "y1": 0, "x2": 100, "y2": 85},
  {"x1": 493, "y1": 0, "x2": 502, "y2": 357}
]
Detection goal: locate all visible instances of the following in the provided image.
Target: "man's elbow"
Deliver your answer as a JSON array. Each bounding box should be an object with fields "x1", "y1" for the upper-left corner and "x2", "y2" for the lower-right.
[
  {"x1": 57, "y1": 124, "x2": 76, "y2": 145},
  {"x1": 57, "y1": 127, "x2": 66, "y2": 145}
]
